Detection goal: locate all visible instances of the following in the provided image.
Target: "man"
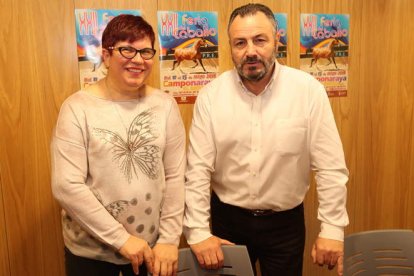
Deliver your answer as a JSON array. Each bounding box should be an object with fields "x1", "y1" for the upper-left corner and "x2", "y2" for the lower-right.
[{"x1": 183, "y1": 3, "x2": 349, "y2": 276}]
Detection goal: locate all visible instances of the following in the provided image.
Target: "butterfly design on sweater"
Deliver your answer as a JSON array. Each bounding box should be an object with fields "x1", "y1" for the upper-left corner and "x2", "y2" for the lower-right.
[
  {"x1": 90, "y1": 188, "x2": 138, "y2": 219},
  {"x1": 106, "y1": 198, "x2": 138, "y2": 218},
  {"x1": 94, "y1": 108, "x2": 160, "y2": 183}
]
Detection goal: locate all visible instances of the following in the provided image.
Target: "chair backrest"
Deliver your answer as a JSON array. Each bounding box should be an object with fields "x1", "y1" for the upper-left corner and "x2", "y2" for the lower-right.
[
  {"x1": 344, "y1": 229, "x2": 414, "y2": 276},
  {"x1": 149, "y1": 245, "x2": 254, "y2": 276}
]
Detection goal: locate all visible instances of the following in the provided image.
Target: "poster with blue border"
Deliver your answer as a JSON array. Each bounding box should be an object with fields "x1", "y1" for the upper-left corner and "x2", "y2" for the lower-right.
[
  {"x1": 300, "y1": 13, "x2": 349, "y2": 97},
  {"x1": 274, "y1": 13, "x2": 287, "y2": 65},
  {"x1": 158, "y1": 11, "x2": 219, "y2": 104},
  {"x1": 75, "y1": 9, "x2": 141, "y2": 88}
]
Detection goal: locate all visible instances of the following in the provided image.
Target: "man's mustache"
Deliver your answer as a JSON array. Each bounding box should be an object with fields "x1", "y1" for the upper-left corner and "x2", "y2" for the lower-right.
[{"x1": 242, "y1": 56, "x2": 264, "y2": 66}]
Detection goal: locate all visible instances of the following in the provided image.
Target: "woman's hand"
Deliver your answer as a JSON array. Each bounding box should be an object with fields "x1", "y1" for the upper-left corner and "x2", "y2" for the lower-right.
[
  {"x1": 119, "y1": 236, "x2": 154, "y2": 275},
  {"x1": 152, "y1": 243, "x2": 179, "y2": 276}
]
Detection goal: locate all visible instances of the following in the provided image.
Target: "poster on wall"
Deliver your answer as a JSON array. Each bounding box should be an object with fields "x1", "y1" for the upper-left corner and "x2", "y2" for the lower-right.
[
  {"x1": 75, "y1": 9, "x2": 141, "y2": 88},
  {"x1": 300, "y1": 13, "x2": 349, "y2": 97},
  {"x1": 274, "y1": 13, "x2": 287, "y2": 65},
  {"x1": 158, "y1": 11, "x2": 219, "y2": 104}
]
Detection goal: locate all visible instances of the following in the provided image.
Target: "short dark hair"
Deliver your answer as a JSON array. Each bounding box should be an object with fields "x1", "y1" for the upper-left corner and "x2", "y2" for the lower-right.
[
  {"x1": 102, "y1": 14, "x2": 155, "y2": 53},
  {"x1": 228, "y1": 3, "x2": 278, "y2": 35}
]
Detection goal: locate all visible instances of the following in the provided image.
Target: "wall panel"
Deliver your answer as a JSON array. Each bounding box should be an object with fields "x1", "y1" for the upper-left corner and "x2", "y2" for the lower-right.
[
  {"x1": 301, "y1": 0, "x2": 414, "y2": 275},
  {"x1": 399, "y1": 1, "x2": 414, "y2": 230},
  {"x1": 157, "y1": 0, "x2": 231, "y2": 142},
  {"x1": 0, "y1": 0, "x2": 76, "y2": 274},
  {"x1": 157, "y1": 0, "x2": 232, "y2": 246},
  {"x1": 0, "y1": 166, "x2": 10, "y2": 276},
  {"x1": 298, "y1": 1, "x2": 360, "y2": 275},
  {"x1": 352, "y1": 0, "x2": 414, "y2": 232}
]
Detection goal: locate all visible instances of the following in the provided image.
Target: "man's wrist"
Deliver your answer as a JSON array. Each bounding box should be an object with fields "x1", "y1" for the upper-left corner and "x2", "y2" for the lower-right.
[
  {"x1": 319, "y1": 223, "x2": 345, "y2": 241},
  {"x1": 184, "y1": 227, "x2": 212, "y2": 245}
]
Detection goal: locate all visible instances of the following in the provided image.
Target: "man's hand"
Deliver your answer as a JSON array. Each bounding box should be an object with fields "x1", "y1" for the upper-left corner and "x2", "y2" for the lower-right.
[
  {"x1": 119, "y1": 236, "x2": 154, "y2": 275},
  {"x1": 152, "y1": 243, "x2": 178, "y2": 276},
  {"x1": 189, "y1": 236, "x2": 235, "y2": 269},
  {"x1": 311, "y1": 237, "x2": 344, "y2": 276}
]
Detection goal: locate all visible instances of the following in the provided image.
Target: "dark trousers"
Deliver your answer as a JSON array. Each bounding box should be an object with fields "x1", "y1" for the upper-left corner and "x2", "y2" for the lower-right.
[
  {"x1": 211, "y1": 192, "x2": 305, "y2": 276},
  {"x1": 65, "y1": 247, "x2": 147, "y2": 276}
]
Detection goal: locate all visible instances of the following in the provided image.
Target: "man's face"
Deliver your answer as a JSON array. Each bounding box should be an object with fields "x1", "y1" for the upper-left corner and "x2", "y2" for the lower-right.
[{"x1": 228, "y1": 12, "x2": 279, "y2": 83}]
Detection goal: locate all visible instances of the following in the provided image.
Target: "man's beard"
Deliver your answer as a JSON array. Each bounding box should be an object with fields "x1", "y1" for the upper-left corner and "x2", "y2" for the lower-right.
[{"x1": 234, "y1": 54, "x2": 275, "y2": 82}]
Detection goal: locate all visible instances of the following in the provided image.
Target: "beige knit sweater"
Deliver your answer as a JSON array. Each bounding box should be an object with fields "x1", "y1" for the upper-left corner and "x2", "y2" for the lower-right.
[{"x1": 51, "y1": 90, "x2": 185, "y2": 264}]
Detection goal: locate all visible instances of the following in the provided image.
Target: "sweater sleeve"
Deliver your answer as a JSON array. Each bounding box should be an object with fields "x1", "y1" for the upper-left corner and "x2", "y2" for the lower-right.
[
  {"x1": 156, "y1": 98, "x2": 186, "y2": 246},
  {"x1": 51, "y1": 100, "x2": 130, "y2": 250}
]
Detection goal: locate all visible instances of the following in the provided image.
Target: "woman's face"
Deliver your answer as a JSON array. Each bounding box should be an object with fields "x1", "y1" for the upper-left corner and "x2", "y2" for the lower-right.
[{"x1": 103, "y1": 36, "x2": 154, "y2": 92}]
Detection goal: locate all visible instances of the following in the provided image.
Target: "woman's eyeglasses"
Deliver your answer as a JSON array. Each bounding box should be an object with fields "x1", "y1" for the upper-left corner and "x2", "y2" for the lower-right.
[{"x1": 108, "y1": 46, "x2": 156, "y2": 60}]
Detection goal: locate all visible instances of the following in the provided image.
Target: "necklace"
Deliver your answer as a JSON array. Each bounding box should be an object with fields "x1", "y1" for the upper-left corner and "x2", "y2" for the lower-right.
[{"x1": 105, "y1": 78, "x2": 141, "y2": 135}]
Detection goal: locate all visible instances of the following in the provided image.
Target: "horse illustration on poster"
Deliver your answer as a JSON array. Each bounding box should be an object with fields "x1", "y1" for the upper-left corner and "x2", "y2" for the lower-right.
[{"x1": 172, "y1": 38, "x2": 207, "y2": 73}]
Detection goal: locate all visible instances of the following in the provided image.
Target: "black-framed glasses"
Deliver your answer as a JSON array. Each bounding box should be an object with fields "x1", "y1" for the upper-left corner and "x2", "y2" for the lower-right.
[{"x1": 108, "y1": 46, "x2": 156, "y2": 60}]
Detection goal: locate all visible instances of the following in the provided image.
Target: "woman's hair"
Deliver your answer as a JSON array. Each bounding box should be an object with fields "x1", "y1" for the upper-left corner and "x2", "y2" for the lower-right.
[{"x1": 102, "y1": 14, "x2": 155, "y2": 53}]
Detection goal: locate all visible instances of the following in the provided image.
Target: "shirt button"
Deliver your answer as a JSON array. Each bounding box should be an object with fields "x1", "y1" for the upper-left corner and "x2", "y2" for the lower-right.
[{"x1": 253, "y1": 172, "x2": 257, "y2": 177}]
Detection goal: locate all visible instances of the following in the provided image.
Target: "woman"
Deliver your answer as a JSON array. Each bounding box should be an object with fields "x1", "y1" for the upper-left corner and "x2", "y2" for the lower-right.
[{"x1": 51, "y1": 15, "x2": 185, "y2": 276}]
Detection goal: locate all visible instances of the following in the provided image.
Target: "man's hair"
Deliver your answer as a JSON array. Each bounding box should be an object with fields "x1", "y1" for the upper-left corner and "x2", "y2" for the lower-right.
[
  {"x1": 102, "y1": 14, "x2": 155, "y2": 53},
  {"x1": 228, "y1": 3, "x2": 278, "y2": 35}
]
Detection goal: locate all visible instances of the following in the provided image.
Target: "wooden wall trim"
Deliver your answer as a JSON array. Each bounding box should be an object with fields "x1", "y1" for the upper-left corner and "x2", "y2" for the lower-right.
[{"x1": 0, "y1": 163, "x2": 11, "y2": 276}]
